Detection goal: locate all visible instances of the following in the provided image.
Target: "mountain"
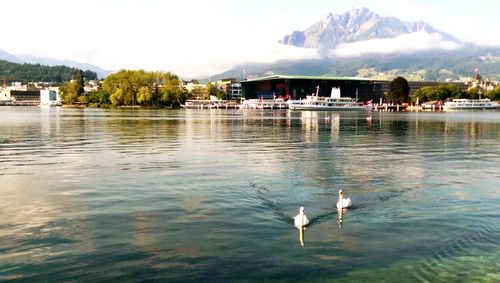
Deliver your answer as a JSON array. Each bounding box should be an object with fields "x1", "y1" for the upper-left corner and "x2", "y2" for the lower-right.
[
  {"x1": 279, "y1": 7, "x2": 458, "y2": 48},
  {"x1": 0, "y1": 49, "x2": 22, "y2": 64},
  {"x1": 210, "y1": 8, "x2": 499, "y2": 82},
  {"x1": 213, "y1": 46, "x2": 500, "y2": 82},
  {"x1": 0, "y1": 59, "x2": 98, "y2": 83},
  {"x1": 16, "y1": 55, "x2": 109, "y2": 79},
  {"x1": 0, "y1": 49, "x2": 108, "y2": 79}
]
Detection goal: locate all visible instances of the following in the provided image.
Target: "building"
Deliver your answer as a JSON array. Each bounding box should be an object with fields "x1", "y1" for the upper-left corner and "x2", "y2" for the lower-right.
[
  {"x1": 208, "y1": 78, "x2": 242, "y2": 100},
  {"x1": 40, "y1": 89, "x2": 61, "y2": 106},
  {"x1": 182, "y1": 80, "x2": 206, "y2": 93},
  {"x1": 241, "y1": 75, "x2": 470, "y2": 102},
  {"x1": 229, "y1": 82, "x2": 242, "y2": 100},
  {"x1": 241, "y1": 75, "x2": 384, "y2": 101},
  {"x1": 10, "y1": 89, "x2": 41, "y2": 105},
  {"x1": 1, "y1": 88, "x2": 11, "y2": 101},
  {"x1": 84, "y1": 80, "x2": 100, "y2": 93},
  {"x1": 182, "y1": 80, "x2": 208, "y2": 100},
  {"x1": 211, "y1": 78, "x2": 234, "y2": 93},
  {"x1": 468, "y1": 72, "x2": 497, "y2": 93}
]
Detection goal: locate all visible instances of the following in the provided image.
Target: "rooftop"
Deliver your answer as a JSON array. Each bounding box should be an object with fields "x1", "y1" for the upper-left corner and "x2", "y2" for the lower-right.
[{"x1": 243, "y1": 75, "x2": 375, "y2": 82}]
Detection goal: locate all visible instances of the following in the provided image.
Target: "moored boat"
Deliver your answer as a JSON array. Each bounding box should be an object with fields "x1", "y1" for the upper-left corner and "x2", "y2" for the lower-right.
[
  {"x1": 443, "y1": 98, "x2": 499, "y2": 111},
  {"x1": 239, "y1": 99, "x2": 288, "y2": 109},
  {"x1": 287, "y1": 87, "x2": 371, "y2": 111}
]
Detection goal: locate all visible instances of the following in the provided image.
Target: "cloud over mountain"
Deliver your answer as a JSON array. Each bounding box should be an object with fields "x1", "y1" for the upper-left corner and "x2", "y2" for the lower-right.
[
  {"x1": 279, "y1": 7, "x2": 460, "y2": 52},
  {"x1": 331, "y1": 31, "x2": 461, "y2": 57},
  {"x1": 214, "y1": 7, "x2": 499, "y2": 83}
]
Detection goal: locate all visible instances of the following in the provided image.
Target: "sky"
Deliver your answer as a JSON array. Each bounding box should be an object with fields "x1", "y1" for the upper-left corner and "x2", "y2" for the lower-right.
[{"x1": 1, "y1": 0, "x2": 499, "y2": 77}]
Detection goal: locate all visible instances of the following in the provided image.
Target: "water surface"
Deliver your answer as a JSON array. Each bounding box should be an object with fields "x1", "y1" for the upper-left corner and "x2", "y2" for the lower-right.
[{"x1": 1, "y1": 107, "x2": 499, "y2": 282}]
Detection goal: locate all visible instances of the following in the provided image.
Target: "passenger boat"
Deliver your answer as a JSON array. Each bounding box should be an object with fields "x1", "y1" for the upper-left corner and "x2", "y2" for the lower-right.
[
  {"x1": 181, "y1": 99, "x2": 239, "y2": 109},
  {"x1": 287, "y1": 87, "x2": 371, "y2": 111},
  {"x1": 181, "y1": 100, "x2": 213, "y2": 109},
  {"x1": 443, "y1": 98, "x2": 499, "y2": 111},
  {"x1": 239, "y1": 98, "x2": 288, "y2": 109}
]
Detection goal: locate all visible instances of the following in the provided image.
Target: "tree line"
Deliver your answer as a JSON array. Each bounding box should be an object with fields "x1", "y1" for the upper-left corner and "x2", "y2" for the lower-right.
[
  {"x1": 0, "y1": 59, "x2": 97, "y2": 83},
  {"x1": 412, "y1": 84, "x2": 500, "y2": 103},
  {"x1": 385, "y1": 76, "x2": 500, "y2": 104},
  {"x1": 60, "y1": 70, "x2": 189, "y2": 107}
]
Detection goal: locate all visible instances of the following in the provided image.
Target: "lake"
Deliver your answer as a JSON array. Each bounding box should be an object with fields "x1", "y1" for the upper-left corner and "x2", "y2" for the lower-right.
[{"x1": 0, "y1": 107, "x2": 499, "y2": 282}]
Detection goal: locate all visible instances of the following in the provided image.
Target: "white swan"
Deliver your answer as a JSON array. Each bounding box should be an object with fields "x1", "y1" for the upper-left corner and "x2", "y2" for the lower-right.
[
  {"x1": 294, "y1": 207, "x2": 310, "y2": 227},
  {"x1": 336, "y1": 190, "x2": 352, "y2": 209}
]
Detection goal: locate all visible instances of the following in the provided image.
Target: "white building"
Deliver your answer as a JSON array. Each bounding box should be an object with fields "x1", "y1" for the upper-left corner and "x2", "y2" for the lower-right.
[
  {"x1": 183, "y1": 80, "x2": 206, "y2": 92},
  {"x1": 1, "y1": 89, "x2": 11, "y2": 101},
  {"x1": 40, "y1": 89, "x2": 61, "y2": 106}
]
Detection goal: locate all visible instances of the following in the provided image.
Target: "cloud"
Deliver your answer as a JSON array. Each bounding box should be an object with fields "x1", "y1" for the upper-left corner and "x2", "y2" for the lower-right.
[
  {"x1": 98, "y1": 42, "x2": 320, "y2": 78},
  {"x1": 330, "y1": 31, "x2": 462, "y2": 57}
]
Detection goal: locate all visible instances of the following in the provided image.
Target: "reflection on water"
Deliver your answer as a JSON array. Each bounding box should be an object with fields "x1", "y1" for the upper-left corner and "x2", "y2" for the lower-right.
[
  {"x1": 0, "y1": 107, "x2": 499, "y2": 281},
  {"x1": 297, "y1": 227, "x2": 305, "y2": 247},
  {"x1": 337, "y1": 208, "x2": 345, "y2": 229}
]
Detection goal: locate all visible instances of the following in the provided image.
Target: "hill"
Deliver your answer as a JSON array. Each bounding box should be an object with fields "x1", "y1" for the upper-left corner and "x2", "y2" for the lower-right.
[
  {"x1": 0, "y1": 59, "x2": 97, "y2": 83},
  {"x1": 0, "y1": 49, "x2": 108, "y2": 79}
]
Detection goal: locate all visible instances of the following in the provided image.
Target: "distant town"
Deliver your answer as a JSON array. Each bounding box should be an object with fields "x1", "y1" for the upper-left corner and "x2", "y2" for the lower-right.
[{"x1": 0, "y1": 69, "x2": 499, "y2": 111}]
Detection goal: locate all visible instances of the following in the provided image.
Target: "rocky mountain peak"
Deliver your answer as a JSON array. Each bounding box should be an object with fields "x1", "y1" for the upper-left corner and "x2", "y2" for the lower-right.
[{"x1": 279, "y1": 7, "x2": 458, "y2": 48}]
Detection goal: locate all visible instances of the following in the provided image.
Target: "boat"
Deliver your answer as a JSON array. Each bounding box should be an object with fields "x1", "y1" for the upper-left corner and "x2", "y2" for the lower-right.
[
  {"x1": 443, "y1": 98, "x2": 499, "y2": 111},
  {"x1": 181, "y1": 99, "x2": 239, "y2": 109},
  {"x1": 287, "y1": 87, "x2": 371, "y2": 111},
  {"x1": 239, "y1": 98, "x2": 288, "y2": 109},
  {"x1": 181, "y1": 100, "x2": 213, "y2": 109}
]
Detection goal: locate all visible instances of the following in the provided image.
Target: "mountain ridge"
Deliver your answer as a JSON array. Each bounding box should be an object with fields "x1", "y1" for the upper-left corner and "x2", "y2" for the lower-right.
[
  {"x1": 0, "y1": 59, "x2": 98, "y2": 83},
  {"x1": 279, "y1": 7, "x2": 459, "y2": 48},
  {"x1": 0, "y1": 49, "x2": 108, "y2": 79},
  {"x1": 210, "y1": 45, "x2": 500, "y2": 82},
  {"x1": 209, "y1": 8, "x2": 498, "y2": 83}
]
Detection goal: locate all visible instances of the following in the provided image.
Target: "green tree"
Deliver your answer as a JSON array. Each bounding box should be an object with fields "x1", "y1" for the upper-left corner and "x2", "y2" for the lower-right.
[
  {"x1": 206, "y1": 84, "x2": 227, "y2": 100},
  {"x1": 190, "y1": 85, "x2": 208, "y2": 100},
  {"x1": 412, "y1": 84, "x2": 467, "y2": 103},
  {"x1": 74, "y1": 70, "x2": 85, "y2": 97},
  {"x1": 467, "y1": 87, "x2": 480, "y2": 99},
  {"x1": 60, "y1": 70, "x2": 86, "y2": 104},
  {"x1": 88, "y1": 88, "x2": 110, "y2": 106},
  {"x1": 101, "y1": 69, "x2": 185, "y2": 107},
  {"x1": 137, "y1": 86, "x2": 152, "y2": 106},
  {"x1": 110, "y1": 88, "x2": 124, "y2": 106},
  {"x1": 485, "y1": 86, "x2": 500, "y2": 101},
  {"x1": 78, "y1": 93, "x2": 88, "y2": 104},
  {"x1": 386, "y1": 76, "x2": 410, "y2": 104}
]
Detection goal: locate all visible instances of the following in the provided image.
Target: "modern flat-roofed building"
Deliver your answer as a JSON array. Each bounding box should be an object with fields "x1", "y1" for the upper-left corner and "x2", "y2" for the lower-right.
[
  {"x1": 241, "y1": 75, "x2": 470, "y2": 102},
  {"x1": 241, "y1": 75, "x2": 385, "y2": 102},
  {"x1": 10, "y1": 90, "x2": 41, "y2": 104}
]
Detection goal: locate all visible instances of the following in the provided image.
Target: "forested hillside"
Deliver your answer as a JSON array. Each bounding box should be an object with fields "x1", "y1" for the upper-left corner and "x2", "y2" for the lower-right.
[{"x1": 0, "y1": 60, "x2": 97, "y2": 83}]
